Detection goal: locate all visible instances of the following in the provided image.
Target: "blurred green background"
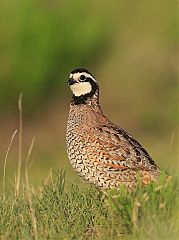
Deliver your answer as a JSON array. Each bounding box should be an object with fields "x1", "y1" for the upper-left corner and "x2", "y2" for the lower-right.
[{"x1": 0, "y1": 0, "x2": 177, "y2": 186}]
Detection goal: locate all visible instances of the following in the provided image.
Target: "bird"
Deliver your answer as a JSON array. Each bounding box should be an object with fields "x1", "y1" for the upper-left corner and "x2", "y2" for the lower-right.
[{"x1": 66, "y1": 68, "x2": 160, "y2": 189}]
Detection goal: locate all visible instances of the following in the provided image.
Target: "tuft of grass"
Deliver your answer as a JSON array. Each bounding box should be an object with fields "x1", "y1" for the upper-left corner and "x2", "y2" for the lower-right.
[
  {"x1": 0, "y1": 170, "x2": 178, "y2": 240},
  {"x1": 106, "y1": 174, "x2": 179, "y2": 239}
]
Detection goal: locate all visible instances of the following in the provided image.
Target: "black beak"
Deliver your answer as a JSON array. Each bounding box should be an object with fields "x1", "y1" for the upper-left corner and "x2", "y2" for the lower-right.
[{"x1": 68, "y1": 77, "x2": 77, "y2": 85}]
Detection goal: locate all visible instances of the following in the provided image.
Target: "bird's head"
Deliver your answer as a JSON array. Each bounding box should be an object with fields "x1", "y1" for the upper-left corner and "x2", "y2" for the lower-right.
[{"x1": 67, "y1": 68, "x2": 99, "y2": 104}]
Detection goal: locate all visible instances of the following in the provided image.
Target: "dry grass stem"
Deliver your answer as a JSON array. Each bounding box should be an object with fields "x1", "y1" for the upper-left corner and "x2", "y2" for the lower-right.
[
  {"x1": 3, "y1": 130, "x2": 18, "y2": 201},
  {"x1": 16, "y1": 93, "x2": 23, "y2": 200}
]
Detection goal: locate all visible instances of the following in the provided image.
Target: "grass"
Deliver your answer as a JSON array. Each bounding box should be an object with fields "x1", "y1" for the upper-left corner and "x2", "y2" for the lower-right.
[{"x1": 0, "y1": 170, "x2": 178, "y2": 240}]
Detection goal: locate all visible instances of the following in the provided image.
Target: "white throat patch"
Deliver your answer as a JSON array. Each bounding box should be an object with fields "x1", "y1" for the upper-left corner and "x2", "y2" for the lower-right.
[{"x1": 70, "y1": 82, "x2": 92, "y2": 97}]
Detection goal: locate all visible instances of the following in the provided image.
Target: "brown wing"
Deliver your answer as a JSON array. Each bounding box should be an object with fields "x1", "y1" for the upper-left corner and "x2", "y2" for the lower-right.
[{"x1": 89, "y1": 123, "x2": 160, "y2": 173}]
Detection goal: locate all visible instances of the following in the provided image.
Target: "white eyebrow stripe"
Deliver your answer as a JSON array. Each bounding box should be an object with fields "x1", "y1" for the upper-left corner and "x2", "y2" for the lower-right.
[
  {"x1": 82, "y1": 73, "x2": 97, "y2": 82},
  {"x1": 69, "y1": 72, "x2": 97, "y2": 83}
]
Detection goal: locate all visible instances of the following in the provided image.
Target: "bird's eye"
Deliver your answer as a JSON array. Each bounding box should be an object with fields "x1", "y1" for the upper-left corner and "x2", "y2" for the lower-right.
[{"x1": 80, "y1": 75, "x2": 86, "y2": 81}]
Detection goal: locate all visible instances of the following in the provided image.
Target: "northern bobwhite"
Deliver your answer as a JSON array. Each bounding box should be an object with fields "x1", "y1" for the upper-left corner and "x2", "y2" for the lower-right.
[{"x1": 66, "y1": 68, "x2": 160, "y2": 189}]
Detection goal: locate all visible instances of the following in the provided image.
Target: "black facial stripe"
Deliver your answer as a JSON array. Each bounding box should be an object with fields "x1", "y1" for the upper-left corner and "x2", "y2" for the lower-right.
[{"x1": 82, "y1": 77, "x2": 95, "y2": 83}]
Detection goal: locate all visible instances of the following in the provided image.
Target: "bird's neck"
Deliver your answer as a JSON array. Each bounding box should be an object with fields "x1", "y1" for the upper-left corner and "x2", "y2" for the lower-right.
[{"x1": 69, "y1": 91, "x2": 108, "y2": 126}]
